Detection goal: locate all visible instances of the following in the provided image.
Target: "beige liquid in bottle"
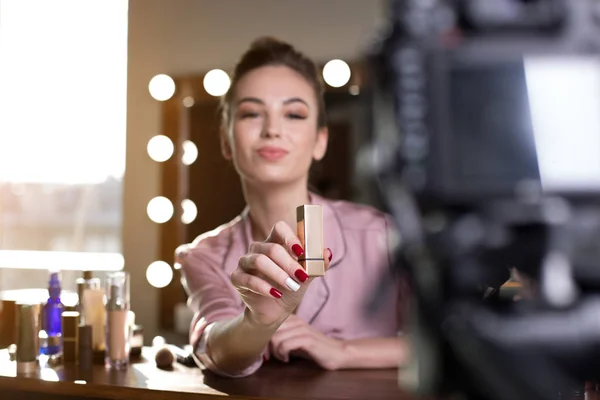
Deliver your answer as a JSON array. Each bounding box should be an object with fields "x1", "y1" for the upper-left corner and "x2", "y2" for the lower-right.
[
  {"x1": 105, "y1": 272, "x2": 130, "y2": 369},
  {"x1": 107, "y1": 309, "x2": 129, "y2": 361},
  {"x1": 82, "y1": 285, "x2": 106, "y2": 351}
]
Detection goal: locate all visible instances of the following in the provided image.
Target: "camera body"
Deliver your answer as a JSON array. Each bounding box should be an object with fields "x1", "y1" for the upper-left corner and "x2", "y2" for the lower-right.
[
  {"x1": 365, "y1": 1, "x2": 600, "y2": 399},
  {"x1": 375, "y1": 0, "x2": 600, "y2": 207}
]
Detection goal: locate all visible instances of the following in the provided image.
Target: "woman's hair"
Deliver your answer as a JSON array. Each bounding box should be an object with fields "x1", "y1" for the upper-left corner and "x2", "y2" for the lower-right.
[{"x1": 220, "y1": 37, "x2": 327, "y2": 133}]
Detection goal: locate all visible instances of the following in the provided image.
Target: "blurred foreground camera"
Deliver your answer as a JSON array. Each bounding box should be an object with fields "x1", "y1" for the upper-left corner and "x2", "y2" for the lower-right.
[
  {"x1": 458, "y1": 0, "x2": 567, "y2": 32},
  {"x1": 364, "y1": 0, "x2": 600, "y2": 399}
]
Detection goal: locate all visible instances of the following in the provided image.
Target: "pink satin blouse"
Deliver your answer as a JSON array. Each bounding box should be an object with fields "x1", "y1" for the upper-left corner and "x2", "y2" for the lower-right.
[{"x1": 177, "y1": 193, "x2": 406, "y2": 377}]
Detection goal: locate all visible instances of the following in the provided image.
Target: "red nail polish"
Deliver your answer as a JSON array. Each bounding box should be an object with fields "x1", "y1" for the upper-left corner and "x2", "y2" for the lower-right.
[
  {"x1": 292, "y1": 244, "x2": 304, "y2": 257},
  {"x1": 294, "y1": 268, "x2": 309, "y2": 283},
  {"x1": 328, "y1": 248, "x2": 333, "y2": 262},
  {"x1": 270, "y1": 288, "x2": 282, "y2": 299}
]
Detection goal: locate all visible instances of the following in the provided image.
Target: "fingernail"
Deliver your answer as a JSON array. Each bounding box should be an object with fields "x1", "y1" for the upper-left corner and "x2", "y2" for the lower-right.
[
  {"x1": 292, "y1": 244, "x2": 304, "y2": 257},
  {"x1": 328, "y1": 248, "x2": 333, "y2": 262},
  {"x1": 294, "y1": 268, "x2": 309, "y2": 283},
  {"x1": 270, "y1": 288, "x2": 283, "y2": 299},
  {"x1": 285, "y1": 277, "x2": 300, "y2": 292}
]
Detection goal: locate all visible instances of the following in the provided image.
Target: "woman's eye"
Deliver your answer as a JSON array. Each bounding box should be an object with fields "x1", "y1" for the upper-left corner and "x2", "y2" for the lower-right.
[
  {"x1": 240, "y1": 112, "x2": 259, "y2": 119},
  {"x1": 287, "y1": 113, "x2": 306, "y2": 120}
]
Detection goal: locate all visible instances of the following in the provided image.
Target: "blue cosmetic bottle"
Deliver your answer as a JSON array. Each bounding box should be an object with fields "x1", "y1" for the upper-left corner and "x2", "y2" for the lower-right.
[{"x1": 42, "y1": 271, "x2": 64, "y2": 360}]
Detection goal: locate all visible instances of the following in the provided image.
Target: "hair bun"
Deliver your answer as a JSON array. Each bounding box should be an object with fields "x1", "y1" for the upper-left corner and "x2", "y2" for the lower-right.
[{"x1": 249, "y1": 36, "x2": 294, "y2": 53}]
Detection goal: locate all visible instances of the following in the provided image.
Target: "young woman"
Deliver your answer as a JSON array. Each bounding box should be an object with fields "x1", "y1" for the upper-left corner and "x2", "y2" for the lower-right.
[{"x1": 178, "y1": 37, "x2": 410, "y2": 378}]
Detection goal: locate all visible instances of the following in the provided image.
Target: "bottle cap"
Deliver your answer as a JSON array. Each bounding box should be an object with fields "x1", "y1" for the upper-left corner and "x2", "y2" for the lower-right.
[
  {"x1": 48, "y1": 271, "x2": 61, "y2": 284},
  {"x1": 106, "y1": 272, "x2": 130, "y2": 309},
  {"x1": 48, "y1": 271, "x2": 62, "y2": 298}
]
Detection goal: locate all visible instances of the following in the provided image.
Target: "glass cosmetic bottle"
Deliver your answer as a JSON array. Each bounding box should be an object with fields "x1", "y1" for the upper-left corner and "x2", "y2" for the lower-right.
[
  {"x1": 42, "y1": 271, "x2": 63, "y2": 361},
  {"x1": 105, "y1": 272, "x2": 130, "y2": 369},
  {"x1": 79, "y1": 271, "x2": 106, "y2": 356}
]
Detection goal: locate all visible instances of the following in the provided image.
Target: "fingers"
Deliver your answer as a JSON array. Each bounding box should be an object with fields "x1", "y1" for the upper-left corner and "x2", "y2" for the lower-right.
[
  {"x1": 249, "y1": 241, "x2": 309, "y2": 285},
  {"x1": 234, "y1": 220, "x2": 332, "y2": 302},
  {"x1": 265, "y1": 221, "x2": 305, "y2": 258},
  {"x1": 265, "y1": 220, "x2": 333, "y2": 272},
  {"x1": 231, "y1": 267, "x2": 283, "y2": 299},
  {"x1": 273, "y1": 333, "x2": 312, "y2": 363},
  {"x1": 271, "y1": 318, "x2": 312, "y2": 362},
  {"x1": 237, "y1": 244, "x2": 332, "y2": 297},
  {"x1": 272, "y1": 324, "x2": 307, "y2": 351},
  {"x1": 238, "y1": 251, "x2": 304, "y2": 294},
  {"x1": 324, "y1": 248, "x2": 332, "y2": 270}
]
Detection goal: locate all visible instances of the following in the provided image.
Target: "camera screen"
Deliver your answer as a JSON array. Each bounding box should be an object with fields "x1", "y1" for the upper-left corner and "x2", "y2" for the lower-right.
[{"x1": 449, "y1": 56, "x2": 600, "y2": 195}]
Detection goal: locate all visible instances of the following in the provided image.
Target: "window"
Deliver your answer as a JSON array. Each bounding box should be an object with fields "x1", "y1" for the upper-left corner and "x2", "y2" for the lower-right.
[{"x1": 0, "y1": 0, "x2": 129, "y2": 297}]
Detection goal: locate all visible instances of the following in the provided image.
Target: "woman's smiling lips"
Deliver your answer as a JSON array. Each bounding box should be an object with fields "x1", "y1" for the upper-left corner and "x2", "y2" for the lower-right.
[{"x1": 257, "y1": 146, "x2": 289, "y2": 161}]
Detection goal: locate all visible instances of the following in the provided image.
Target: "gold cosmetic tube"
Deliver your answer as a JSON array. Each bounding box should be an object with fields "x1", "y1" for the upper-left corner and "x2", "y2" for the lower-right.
[{"x1": 296, "y1": 205, "x2": 325, "y2": 276}]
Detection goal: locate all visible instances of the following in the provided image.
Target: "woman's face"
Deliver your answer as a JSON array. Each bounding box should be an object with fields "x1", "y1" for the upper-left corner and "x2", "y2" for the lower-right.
[{"x1": 223, "y1": 65, "x2": 328, "y2": 187}]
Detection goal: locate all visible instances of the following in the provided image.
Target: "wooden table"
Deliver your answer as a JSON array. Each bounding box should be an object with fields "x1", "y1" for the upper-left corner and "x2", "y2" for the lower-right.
[{"x1": 0, "y1": 347, "x2": 413, "y2": 400}]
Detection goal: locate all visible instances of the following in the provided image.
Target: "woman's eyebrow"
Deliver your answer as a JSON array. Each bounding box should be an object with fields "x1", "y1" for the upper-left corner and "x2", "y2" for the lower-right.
[
  {"x1": 237, "y1": 97, "x2": 264, "y2": 106},
  {"x1": 283, "y1": 97, "x2": 309, "y2": 107},
  {"x1": 236, "y1": 97, "x2": 309, "y2": 107}
]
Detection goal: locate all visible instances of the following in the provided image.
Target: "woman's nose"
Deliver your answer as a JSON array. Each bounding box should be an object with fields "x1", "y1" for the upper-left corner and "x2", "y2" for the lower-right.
[{"x1": 262, "y1": 115, "x2": 282, "y2": 138}]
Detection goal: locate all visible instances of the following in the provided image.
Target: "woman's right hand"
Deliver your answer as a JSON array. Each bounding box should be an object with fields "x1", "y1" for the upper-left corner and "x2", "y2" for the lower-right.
[{"x1": 230, "y1": 221, "x2": 332, "y2": 329}]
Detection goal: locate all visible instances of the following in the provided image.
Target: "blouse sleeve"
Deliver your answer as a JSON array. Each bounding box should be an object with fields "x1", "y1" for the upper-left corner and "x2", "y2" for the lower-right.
[{"x1": 177, "y1": 241, "x2": 264, "y2": 377}]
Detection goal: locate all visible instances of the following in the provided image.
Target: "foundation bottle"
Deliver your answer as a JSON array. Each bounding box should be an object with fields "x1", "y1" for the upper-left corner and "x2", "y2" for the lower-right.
[
  {"x1": 78, "y1": 271, "x2": 106, "y2": 357},
  {"x1": 105, "y1": 272, "x2": 130, "y2": 369}
]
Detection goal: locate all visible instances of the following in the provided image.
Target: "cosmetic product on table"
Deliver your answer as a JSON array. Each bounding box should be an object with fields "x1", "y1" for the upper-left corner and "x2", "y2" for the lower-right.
[
  {"x1": 41, "y1": 271, "x2": 64, "y2": 361},
  {"x1": 168, "y1": 344, "x2": 198, "y2": 368},
  {"x1": 105, "y1": 272, "x2": 131, "y2": 369},
  {"x1": 16, "y1": 303, "x2": 39, "y2": 375},
  {"x1": 78, "y1": 271, "x2": 106, "y2": 359},
  {"x1": 0, "y1": 300, "x2": 17, "y2": 349},
  {"x1": 150, "y1": 336, "x2": 196, "y2": 369},
  {"x1": 155, "y1": 346, "x2": 175, "y2": 369},
  {"x1": 76, "y1": 275, "x2": 86, "y2": 322},
  {"x1": 62, "y1": 311, "x2": 80, "y2": 363},
  {"x1": 32, "y1": 303, "x2": 42, "y2": 358},
  {"x1": 296, "y1": 205, "x2": 325, "y2": 276},
  {"x1": 78, "y1": 324, "x2": 93, "y2": 369},
  {"x1": 130, "y1": 324, "x2": 143, "y2": 359}
]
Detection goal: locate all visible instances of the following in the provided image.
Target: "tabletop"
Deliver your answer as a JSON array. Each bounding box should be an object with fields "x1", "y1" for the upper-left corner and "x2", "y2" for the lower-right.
[
  {"x1": 0, "y1": 347, "x2": 413, "y2": 400},
  {"x1": 1, "y1": 347, "x2": 596, "y2": 400}
]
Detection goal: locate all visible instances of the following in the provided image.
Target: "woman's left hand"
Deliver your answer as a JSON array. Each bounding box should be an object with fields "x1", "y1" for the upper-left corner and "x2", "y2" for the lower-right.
[{"x1": 269, "y1": 315, "x2": 345, "y2": 370}]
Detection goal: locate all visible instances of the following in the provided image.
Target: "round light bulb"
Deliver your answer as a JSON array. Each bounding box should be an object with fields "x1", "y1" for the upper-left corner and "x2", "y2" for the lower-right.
[
  {"x1": 147, "y1": 196, "x2": 174, "y2": 224},
  {"x1": 148, "y1": 74, "x2": 176, "y2": 101},
  {"x1": 147, "y1": 135, "x2": 174, "y2": 162},
  {"x1": 322, "y1": 59, "x2": 352, "y2": 88},
  {"x1": 146, "y1": 261, "x2": 174, "y2": 288},
  {"x1": 181, "y1": 199, "x2": 198, "y2": 224},
  {"x1": 182, "y1": 96, "x2": 195, "y2": 108},
  {"x1": 182, "y1": 140, "x2": 198, "y2": 165},
  {"x1": 203, "y1": 69, "x2": 231, "y2": 97}
]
